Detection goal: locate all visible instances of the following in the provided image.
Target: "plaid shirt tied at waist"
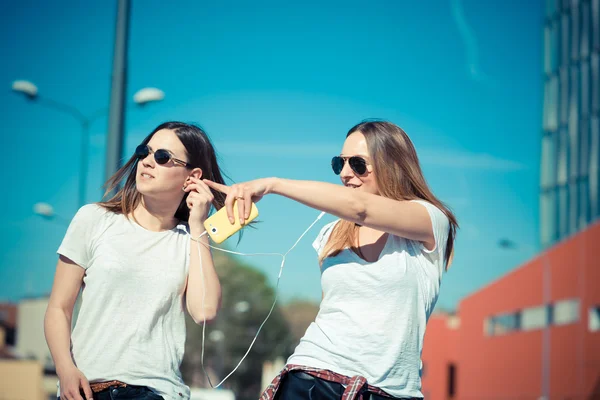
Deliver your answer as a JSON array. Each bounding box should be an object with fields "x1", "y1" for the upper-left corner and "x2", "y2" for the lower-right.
[{"x1": 260, "y1": 364, "x2": 420, "y2": 400}]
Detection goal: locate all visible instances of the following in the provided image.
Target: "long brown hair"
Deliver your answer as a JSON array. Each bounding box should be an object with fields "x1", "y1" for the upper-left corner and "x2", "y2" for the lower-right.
[
  {"x1": 99, "y1": 121, "x2": 228, "y2": 221},
  {"x1": 320, "y1": 120, "x2": 458, "y2": 269}
]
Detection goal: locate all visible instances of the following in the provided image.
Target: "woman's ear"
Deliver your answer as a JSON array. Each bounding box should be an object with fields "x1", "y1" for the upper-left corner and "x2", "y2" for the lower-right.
[{"x1": 190, "y1": 168, "x2": 203, "y2": 180}]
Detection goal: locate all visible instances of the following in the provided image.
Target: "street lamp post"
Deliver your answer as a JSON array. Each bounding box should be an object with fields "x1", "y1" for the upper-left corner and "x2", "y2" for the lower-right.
[{"x1": 12, "y1": 80, "x2": 164, "y2": 208}]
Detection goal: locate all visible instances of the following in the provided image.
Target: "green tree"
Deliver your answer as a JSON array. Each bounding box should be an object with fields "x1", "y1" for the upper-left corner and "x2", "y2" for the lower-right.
[
  {"x1": 280, "y1": 300, "x2": 320, "y2": 345},
  {"x1": 181, "y1": 251, "x2": 295, "y2": 400}
]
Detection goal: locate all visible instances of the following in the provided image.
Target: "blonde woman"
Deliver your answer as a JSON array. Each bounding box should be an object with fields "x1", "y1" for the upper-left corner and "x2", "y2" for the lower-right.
[{"x1": 205, "y1": 120, "x2": 458, "y2": 400}]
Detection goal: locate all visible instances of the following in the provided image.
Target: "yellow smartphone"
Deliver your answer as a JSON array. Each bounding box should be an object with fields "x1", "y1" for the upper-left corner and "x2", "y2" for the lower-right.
[{"x1": 203, "y1": 201, "x2": 259, "y2": 244}]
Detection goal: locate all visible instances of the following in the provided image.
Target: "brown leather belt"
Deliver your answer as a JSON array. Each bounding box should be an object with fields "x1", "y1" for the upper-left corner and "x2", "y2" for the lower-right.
[{"x1": 89, "y1": 380, "x2": 128, "y2": 393}]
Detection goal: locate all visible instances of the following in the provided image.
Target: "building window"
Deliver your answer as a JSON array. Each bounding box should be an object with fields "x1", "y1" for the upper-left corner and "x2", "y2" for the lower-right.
[
  {"x1": 589, "y1": 306, "x2": 600, "y2": 332},
  {"x1": 545, "y1": 76, "x2": 560, "y2": 131},
  {"x1": 569, "y1": 180, "x2": 578, "y2": 234},
  {"x1": 560, "y1": 67, "x2": 570, "y2": 124},
  {"x1": 558, "y1": 185, "x2": 569, "y2": 238},
  {"x1": 490, "y1": 312, "x2": 521, "y2": 335},
  {"x1": 558, "y1": 129, "x2": 569, "y2": 185},
  {"x1": 592, "y1": 53, "x2": 599, "y2": 114},
  {"x1": 579, "y1": 119, "x2": 590, "y2": 228},
  {"x1": 545, "y1": 25, "x2": 552, "y2": 75},
  {"x1": 580, "y1": 0, "x2": 590, "y2": 59},
  {"x1": 569, "y1": 65, "x2": 580, "y2": 135},
  {"x1": 570, "y1": 122, "x2": 579, "y2": 182},
  {"x1": 546, "y1": 0, "x2": 559, "y2": 18},
  {"x1": 591, "y1": 117, "x2": 599, "y2": 219},
  {"x1": 561, "y1": 14, "x2": 570, "y2": 68},
  {"x1": 541, "y1": 190, "x2": 558, "y2": 247},
  {"x1": 553, "y1": 298, "x2": 580, "y2": 325},
  {"x1": 581, "y1": 60, "x2": 590, "y2": 117},
  {"x1": 552, "y1": 20, "x2": 560, "y2": 72},
  {"x1": 579, "y1": 180, "x2": 590, "y2": 229},
  {"x1": 580, "y1": 118, "x2": 590, "y2": 178},
  {"x1": 593, "y1": 0, "x2": 599, "y2": 51},
  {"x1": 541, "y1": 134, "x2": 557, "y2": 188},
  {"x1": 571, "y1": 3, "x2": 580, "y2": 62},
  {"x1": 522, "y1": 305, "x2": 551, "y2": 331},
  {"x1": 547, "y1": 304, "x2": 555, "y2": 325},
  {"x1": 447, "y1": 363, "x2": 456, "y2": 398}
]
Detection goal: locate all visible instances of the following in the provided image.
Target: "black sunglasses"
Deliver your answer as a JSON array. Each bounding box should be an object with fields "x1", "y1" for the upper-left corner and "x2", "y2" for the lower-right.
[
  {"x1": 135, "y1": 144, "x2": 193, "y2": 168},
  {"x1": 331, "y1": 156, "x2": 369, "y2": 176}
]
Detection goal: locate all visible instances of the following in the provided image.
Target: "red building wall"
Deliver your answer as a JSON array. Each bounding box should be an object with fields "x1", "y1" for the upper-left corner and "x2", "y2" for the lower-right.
[
  {"x1": 421, "y1": 314, "x2": 459, "y2": 399},
  {"x1": 422, "y1": 222, "x2": 600, "y2": 399}
]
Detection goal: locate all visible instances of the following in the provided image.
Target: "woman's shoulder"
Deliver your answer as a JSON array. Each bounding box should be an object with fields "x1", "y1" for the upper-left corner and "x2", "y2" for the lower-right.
[
  {"x1": 312, "y1": 220, "x2": 340, "y2": 253},
  {"x1": 72, "y1": 203, "x2": 116, "y2": 225},
  {"x1": 318, "y1": 220, "x2": 340, "y2": 239},
  {"x1": 409, "y1": 199, "x2": 450, "y2": 227},
  {"x1": 78, "y1": 203, "x2": 110, "y2": 216}
]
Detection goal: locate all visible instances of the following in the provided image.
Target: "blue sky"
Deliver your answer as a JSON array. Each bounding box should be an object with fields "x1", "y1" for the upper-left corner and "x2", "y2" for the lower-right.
[{"x1": 1, "y1": 0, "x2": 543, "y2": 310}]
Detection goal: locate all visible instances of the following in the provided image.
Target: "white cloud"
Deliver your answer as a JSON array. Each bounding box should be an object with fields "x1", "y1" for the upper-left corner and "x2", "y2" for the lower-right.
[{"x1": 451, "y1": 0, "x2": 492, "y2": 85}]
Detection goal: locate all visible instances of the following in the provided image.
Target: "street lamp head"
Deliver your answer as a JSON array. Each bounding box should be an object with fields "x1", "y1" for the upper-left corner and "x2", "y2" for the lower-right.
[
  {"x1": 33, "y1": 202, "x2": 54, "y2": 218},
  {"x1": 12, "y1": 80, "x2": 38, "y2": 99},
  {"x1": 133, "y1": 87, "x2": 164, "y2": 106}
]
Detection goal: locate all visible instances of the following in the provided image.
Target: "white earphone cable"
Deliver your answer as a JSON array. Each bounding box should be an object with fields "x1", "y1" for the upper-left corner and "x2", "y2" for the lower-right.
[{"x1": 193, "y1": 211, "x2": 325, "y2": 388}]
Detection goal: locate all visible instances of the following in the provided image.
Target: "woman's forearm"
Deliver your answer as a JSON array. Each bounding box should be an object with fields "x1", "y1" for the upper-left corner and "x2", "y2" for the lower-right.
[
  {"x1": 44, "y1": 307, "x2": 77, "y2": 375},
  {"x1": 268, "y1": 178, "x2": 434, "y2": 243},
  {"x1": 186, "y1": 231, "x2": 222, "y2": 324},
  {"x1": 269, "y1": 178, "x2": 368, "y2": 223}
]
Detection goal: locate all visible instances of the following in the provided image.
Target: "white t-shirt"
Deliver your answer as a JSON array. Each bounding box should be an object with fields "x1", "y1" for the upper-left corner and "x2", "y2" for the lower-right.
[
  {"x1": 287, "y1": 200, "x2": 450, "y2": 399},
  {"x1": 57, "y1": 204, "x2": 191, "y2": 400}
]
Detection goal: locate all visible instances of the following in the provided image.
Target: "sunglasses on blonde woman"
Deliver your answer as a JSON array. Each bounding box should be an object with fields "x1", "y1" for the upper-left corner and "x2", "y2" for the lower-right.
[{"x1": 331, "y1": 156, "x2": 369, "y2": 176}]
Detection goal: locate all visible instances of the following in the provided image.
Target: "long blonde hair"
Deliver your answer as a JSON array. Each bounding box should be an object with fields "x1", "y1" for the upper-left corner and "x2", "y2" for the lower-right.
[{"x1": 319, "y1": 120, "x2": 458, "y2": 270}]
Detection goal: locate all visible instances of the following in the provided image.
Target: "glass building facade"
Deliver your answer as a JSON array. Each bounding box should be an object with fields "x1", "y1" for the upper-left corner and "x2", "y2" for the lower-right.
[{"x1": 541, "y1": 0, "x2": 600, "y2": 248}]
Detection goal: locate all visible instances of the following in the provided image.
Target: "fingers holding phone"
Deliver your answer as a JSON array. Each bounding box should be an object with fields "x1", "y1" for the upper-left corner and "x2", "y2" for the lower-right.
[
  {"x1": 204, "y1": 178, "x2": 271, "y2": 224},
  {"x1": 203, "y1": 201, "x2": 259, "y2": 244}
]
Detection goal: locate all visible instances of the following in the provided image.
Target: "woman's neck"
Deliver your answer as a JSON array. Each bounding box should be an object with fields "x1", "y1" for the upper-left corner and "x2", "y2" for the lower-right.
[{"x1": 132, "y1": 197, "x2": 180, "y2": 232}]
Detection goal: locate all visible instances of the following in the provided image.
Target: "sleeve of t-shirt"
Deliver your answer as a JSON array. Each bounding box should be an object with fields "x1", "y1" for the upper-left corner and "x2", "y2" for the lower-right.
[
  {"x1": 57, "y1": 204, "x2": 106, "y2": 269},
  {"x1": 410, "y1": 200, "x2": 450, "y2": 256},
  {"x1": 312, "y1": 221, "x2": 339, "y2": 255}
]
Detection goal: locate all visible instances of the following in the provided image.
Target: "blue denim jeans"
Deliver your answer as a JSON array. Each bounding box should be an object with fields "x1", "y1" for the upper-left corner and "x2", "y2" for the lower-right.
[
  {"x1": 275, "y1": 371, "x2": 416, "y2": 400},
  {"x1": 59, "y1": 384, "x2": 165, "y2": 400},
  {"x1": 94, "y1": 385, "x2": 163, "y2": 400}
]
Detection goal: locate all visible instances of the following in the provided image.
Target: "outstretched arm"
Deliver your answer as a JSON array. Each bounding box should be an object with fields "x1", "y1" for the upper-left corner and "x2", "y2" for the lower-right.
[{"x1": 204, "y1": 177, "x2": 435, "y2": 249}]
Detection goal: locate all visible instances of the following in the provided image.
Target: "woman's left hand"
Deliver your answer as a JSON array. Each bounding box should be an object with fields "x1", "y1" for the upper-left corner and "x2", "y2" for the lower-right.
[
  {"x1": 203, "y1": 178, "x2": 274, "y2": 224},
  {"x1": 183, "y1": 177, "x2": 214, "y2": 233}
]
